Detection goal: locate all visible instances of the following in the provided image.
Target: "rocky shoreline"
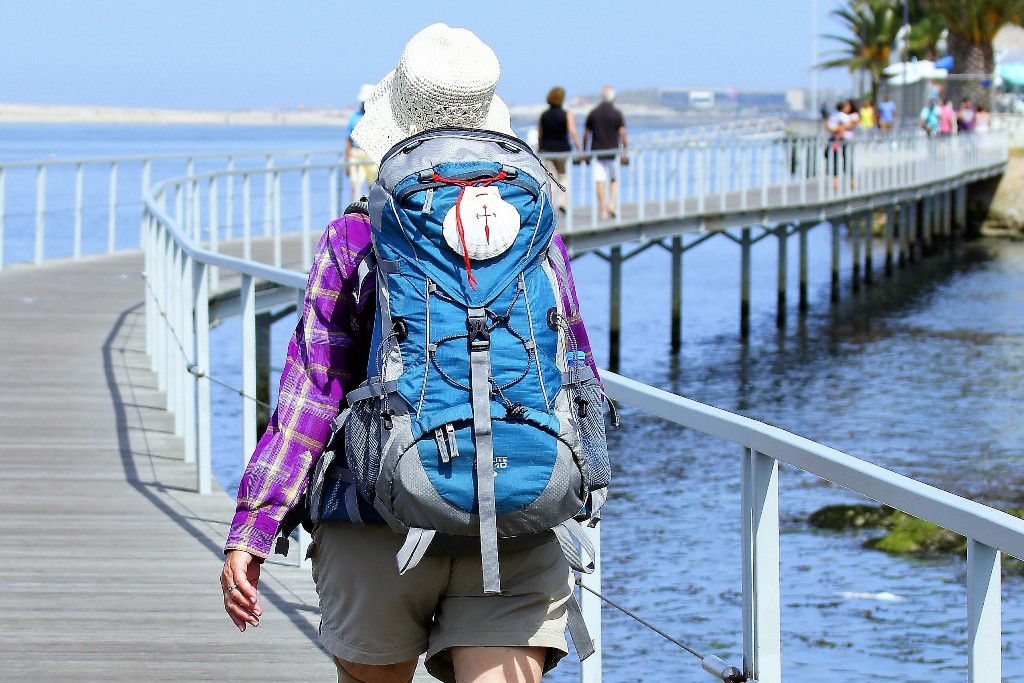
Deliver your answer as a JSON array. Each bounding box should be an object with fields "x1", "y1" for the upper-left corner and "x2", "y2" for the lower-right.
[{"x1": 982, "y1": 148, "x2": 1024, "y2": 238}]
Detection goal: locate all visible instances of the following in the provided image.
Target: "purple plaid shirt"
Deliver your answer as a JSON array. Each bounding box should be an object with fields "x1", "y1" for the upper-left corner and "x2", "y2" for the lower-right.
[{"x1": 225, "y1": 213, "x2": 598, "y2": 558}]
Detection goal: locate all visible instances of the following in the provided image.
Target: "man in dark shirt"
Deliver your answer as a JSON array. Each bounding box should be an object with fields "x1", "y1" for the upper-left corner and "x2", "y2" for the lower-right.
[{"x1": 583, "y1": 86, "x2": 628, "y2": 219}]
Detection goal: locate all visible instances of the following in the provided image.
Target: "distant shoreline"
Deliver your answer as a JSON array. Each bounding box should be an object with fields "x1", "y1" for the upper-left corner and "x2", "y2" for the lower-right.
[
  {"x1": 0, "y1": 103, "x2": 352, "y2": 126},
  {"x1": 0, "y1": 101, "x2": 716, "y2": 127}
]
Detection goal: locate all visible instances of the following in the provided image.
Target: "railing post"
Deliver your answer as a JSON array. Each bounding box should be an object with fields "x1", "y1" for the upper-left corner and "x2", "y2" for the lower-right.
[
  {"x1": 168, "y1": 245, "x2": 181, "y2": 417},
  {"x1": 739, "y1": 144, "x2": 748, "y2": 211},
  {"x1": 0, "y1": 166, "x2": 5, "y2": 271},
  {"x1": 139, "y1": 160, "x2": 151, "y2": 250},
  {"x1": 302, "y1": 155, "x2": 312, "y2": 269},
  {"x1": 329, "y1": 166, "x2": 339, "y2": 222},
  {"x1": 194, "y1": 261, "x2": 212, "y2": 494},
  {"x1": 243, "y1": 173, "x2": 252, "y2": 261},
  {"x1": 741, "y1": 447, "x2": 781, "y2": 683},
  {"x1": 579, "y1": 521, "x2": 603, "y2": 683},
  {"x1": 224, "y1": 157, "x2": 235, "y2": 240},
  {"x1": 967, "y1": 539, "x2": 1001, "y2": 682},
  {"x1": 74, "y1": 163, "x2": 84, "y2": 259},
  {"x1": 697, "y1": 144, "x2": 706, "y2": 217},
  {"x1": 107, "y1": 161, "x2": 118, "y2": 253},
  {"x1": 181, "y1": 252, "x2": 196, "y2": 462},
  {"x1": 240, "y1": 274, "x2": 257, "y2": 466},
  {"x1": 263, "y1": 156, "x2": 274, "y2": 237},
  {"x1": 209, "y1": 176, "x2": 219, "y2": 290},
  {"x1": 564, "y1": 152, "x2": 575, "y2": 234},
  {"x1": 156, "y1": 230, "x2": 170, "y2": 390},
  {"x1": 191, "y1": 179, "x2": 201, "y2": 242},
  {"x1": 34, "y1": 164, "x2": 46, "y2": 265},
  {"x1": 273, "y1": 169, "x2": 282, "y2": 267}
]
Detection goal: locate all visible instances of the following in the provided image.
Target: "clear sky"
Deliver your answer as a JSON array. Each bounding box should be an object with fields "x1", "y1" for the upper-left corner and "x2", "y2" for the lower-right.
[{"x1": 0, "y1": 0, "x2": 852, "y2": 110}]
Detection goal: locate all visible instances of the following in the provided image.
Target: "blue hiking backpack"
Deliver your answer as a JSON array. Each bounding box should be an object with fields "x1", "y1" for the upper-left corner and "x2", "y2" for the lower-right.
[{"x1": 337, "y1": 127, "x2": 611, "y2": 598}]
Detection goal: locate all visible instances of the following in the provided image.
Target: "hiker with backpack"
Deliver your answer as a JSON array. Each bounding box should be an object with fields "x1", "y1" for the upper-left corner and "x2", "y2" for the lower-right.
[{"x1": 219, "y1": 23, "x2": 610, "y2": 683}]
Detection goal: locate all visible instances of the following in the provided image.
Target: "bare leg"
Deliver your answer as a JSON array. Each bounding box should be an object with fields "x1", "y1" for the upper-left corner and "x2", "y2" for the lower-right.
[
  {"x1": 608, "y1": 179, "x2": 618, "y2": 216},
  {"x1": 595, "y1": 181, "x2": 609, "y2": 218},
  {"x1": 451, "y1": 646, "x2": 546, "y2": 683},
  {"x1": 334, "y1": 657, "x2": 418, "y2": 683}
]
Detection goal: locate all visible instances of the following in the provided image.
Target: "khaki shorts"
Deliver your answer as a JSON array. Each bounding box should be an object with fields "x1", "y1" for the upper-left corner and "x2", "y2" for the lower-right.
[{"x1": 310, "y1": 523, "x2": 572, "y2": 683}]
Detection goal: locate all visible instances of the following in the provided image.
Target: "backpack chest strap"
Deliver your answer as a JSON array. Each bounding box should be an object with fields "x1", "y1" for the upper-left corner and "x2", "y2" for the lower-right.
[{"x1": 467, "y1": 307, "x2": 500, "y2": 595}]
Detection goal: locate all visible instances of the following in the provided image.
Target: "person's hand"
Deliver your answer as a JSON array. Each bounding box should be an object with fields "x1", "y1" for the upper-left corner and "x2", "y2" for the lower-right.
[
  {"x1": 221, "y1": 550, "x2": 263, "y2": 631},
  {"x1": 620, "y1": 151, "x2": 629, "y2": 166}
]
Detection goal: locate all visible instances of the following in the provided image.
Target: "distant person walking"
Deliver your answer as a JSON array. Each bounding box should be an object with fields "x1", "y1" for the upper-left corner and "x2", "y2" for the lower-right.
[
  {"x1": 957, "y1": 97, "x2": 977, "y2": 133},
  {"x1": 975, "y1": 106, "x2": 991, "y2": 133},
  {"x1": 583, "y1": 86, "x2": 628, "y2": 220},
  {"x1": 877, "y1": 93, "x2": 896, "y2": 130},
  {"x1": 938, "y1": 100, "x2": 957, "y2": 136},
  {"x1": 537, "y1": 86, "x2": 581, "y2": 214},
  {"x1": 345, "y1": 83, "x2": 378, "y2": 202},
  {"x1": 858, "y1": 99, "x2": 875, "y2": 129},
  {"x1": 825, "y1": 100, "x2": 853, "y2": 190},
  {"x1": 920, "y1": 100, "x2": 940, "y2": 135}
]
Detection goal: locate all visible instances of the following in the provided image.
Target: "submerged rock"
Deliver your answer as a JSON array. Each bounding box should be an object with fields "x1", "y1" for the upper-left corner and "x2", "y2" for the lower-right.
[{"x1": 808, "y1": 503, "x2": 1024, "y2": 575}]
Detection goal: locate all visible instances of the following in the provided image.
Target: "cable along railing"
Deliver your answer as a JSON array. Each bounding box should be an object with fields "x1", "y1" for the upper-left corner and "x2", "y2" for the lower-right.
[{"x1": 136, "y1": 129, "x2": 1020, "y2": 682}]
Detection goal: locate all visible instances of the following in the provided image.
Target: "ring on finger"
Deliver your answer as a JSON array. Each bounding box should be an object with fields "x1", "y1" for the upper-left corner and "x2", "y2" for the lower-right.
[{"x1": 225, "y1": 583, "x2": 237, "y2": 595}]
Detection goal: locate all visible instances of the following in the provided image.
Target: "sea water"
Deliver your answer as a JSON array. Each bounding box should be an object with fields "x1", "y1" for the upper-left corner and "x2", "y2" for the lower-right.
[{"x1": 4, "y1": 124, "x2": 1023, "y2": 681}]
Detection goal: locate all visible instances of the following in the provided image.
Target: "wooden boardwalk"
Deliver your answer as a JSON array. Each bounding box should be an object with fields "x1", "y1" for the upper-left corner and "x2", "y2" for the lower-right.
[{"x1": 0, "y1": 250, "x2": 431, "y2": 681}]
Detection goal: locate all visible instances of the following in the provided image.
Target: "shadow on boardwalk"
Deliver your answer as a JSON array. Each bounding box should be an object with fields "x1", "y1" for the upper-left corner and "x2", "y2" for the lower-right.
[{"x1": 0, "y1": 253, "x2": 334, "y2": 681}]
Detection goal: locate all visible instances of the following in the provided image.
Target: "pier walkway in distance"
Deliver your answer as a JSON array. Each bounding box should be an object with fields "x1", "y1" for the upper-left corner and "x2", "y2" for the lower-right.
[{"x1": 0, "y1": 250, "x2": 431, "y2": 681}]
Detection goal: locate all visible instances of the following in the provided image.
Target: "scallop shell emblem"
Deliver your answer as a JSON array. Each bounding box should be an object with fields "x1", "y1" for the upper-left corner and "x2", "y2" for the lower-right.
[{"x1": 442, "y1": 186, "x2": 521, "y2": 260}]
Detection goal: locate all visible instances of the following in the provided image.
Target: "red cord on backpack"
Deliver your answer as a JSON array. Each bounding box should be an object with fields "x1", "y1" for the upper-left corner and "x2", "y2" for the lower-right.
[{"x1": 432, "y1": 170, "x2": 507, "y2": 290}]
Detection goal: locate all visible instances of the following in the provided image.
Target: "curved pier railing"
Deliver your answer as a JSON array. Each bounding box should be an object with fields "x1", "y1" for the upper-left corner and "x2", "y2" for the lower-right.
[
  {"x1": 0, "y1": 147, "x2": 346, "y2": 271},
  {"x1": 133, "y1": 129, "x2": 1020, "y2": 683}
]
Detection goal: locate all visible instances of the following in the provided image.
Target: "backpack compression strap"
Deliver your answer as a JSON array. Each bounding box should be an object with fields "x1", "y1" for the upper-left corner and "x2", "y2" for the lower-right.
[{"x1": 467, "y1": 307, "x2": 501, "y2": 594}]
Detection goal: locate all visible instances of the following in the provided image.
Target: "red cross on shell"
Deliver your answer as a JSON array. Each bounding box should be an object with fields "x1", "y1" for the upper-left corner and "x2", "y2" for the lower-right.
[{"x1": 442, "y1": 186, "x2": 522, "y2": 260}]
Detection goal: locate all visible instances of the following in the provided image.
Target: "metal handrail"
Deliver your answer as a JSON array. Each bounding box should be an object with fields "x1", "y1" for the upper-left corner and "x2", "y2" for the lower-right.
[{"x1": 136, "y1": 127, "x2": 1017, "y2": 682}]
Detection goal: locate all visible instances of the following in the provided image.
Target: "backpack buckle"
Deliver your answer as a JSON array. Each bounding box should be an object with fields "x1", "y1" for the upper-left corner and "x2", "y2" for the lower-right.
[{"x1": 467, "y1": 309, "x2": 490, "y2": 351}]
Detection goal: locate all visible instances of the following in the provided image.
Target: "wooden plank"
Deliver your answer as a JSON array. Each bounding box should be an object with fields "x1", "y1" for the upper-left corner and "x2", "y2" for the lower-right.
[{"x1": 0, "y1": 250, "x2": 384, "y2": 680}]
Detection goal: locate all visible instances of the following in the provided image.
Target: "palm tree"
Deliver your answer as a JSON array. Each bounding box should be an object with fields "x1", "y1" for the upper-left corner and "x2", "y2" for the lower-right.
[
  {"x1": 818, "y1": 0, "x2": 901, "y2": 103},
  {"x1": 922, "y1": 0, "x2": 1024, "y2": 103}
]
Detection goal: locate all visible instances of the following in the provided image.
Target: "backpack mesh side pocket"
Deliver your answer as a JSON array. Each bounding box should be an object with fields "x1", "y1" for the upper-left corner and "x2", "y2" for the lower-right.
[
  {"x1": 344, "y1": 395, "x2": 384, "y2": 502},
  {"x1": 574, "y1": 380, "x2": 611, "y2": 491}
]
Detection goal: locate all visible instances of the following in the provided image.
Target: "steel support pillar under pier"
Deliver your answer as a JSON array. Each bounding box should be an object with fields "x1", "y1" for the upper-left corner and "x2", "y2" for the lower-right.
[
  {"x1": 798, "y1": 225, "x2": 808, "y2": 313},
  {"x1": 830, "y1": 221, "x2": 840, "y2": 303},
  {"x1": 670, "y1": 236, "x2": 683, "y2": 352},
  {"x1": 609, "y1": 245, "x2": 623, "y2": 372},
  {"x1": 740, "y1": 227, "x2": 752, "y2": 339},
  {"x1": 256, "y1": 312, "x2": 272, "y2": 437},
  {"x1": 776, "y1": 227, "x2": 787, "y2": 327}
]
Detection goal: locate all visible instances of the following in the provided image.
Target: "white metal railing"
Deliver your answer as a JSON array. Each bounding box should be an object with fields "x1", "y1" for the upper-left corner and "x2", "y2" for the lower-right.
[
  {"x1": 0, "y1": 147, "x2": 347, "y2": 271},
  {"x1": 539, "y1": 129, "x2": 1007, "y2": 235},
  {"x1": 133, "y1": 128, "x2": 1019, "y2": 682}
]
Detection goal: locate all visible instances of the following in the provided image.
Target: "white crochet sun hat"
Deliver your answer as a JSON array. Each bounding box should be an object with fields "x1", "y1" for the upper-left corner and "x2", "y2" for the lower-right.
[{"x1": 351, "y1": 23, "x2": 514, "y2": 164}]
